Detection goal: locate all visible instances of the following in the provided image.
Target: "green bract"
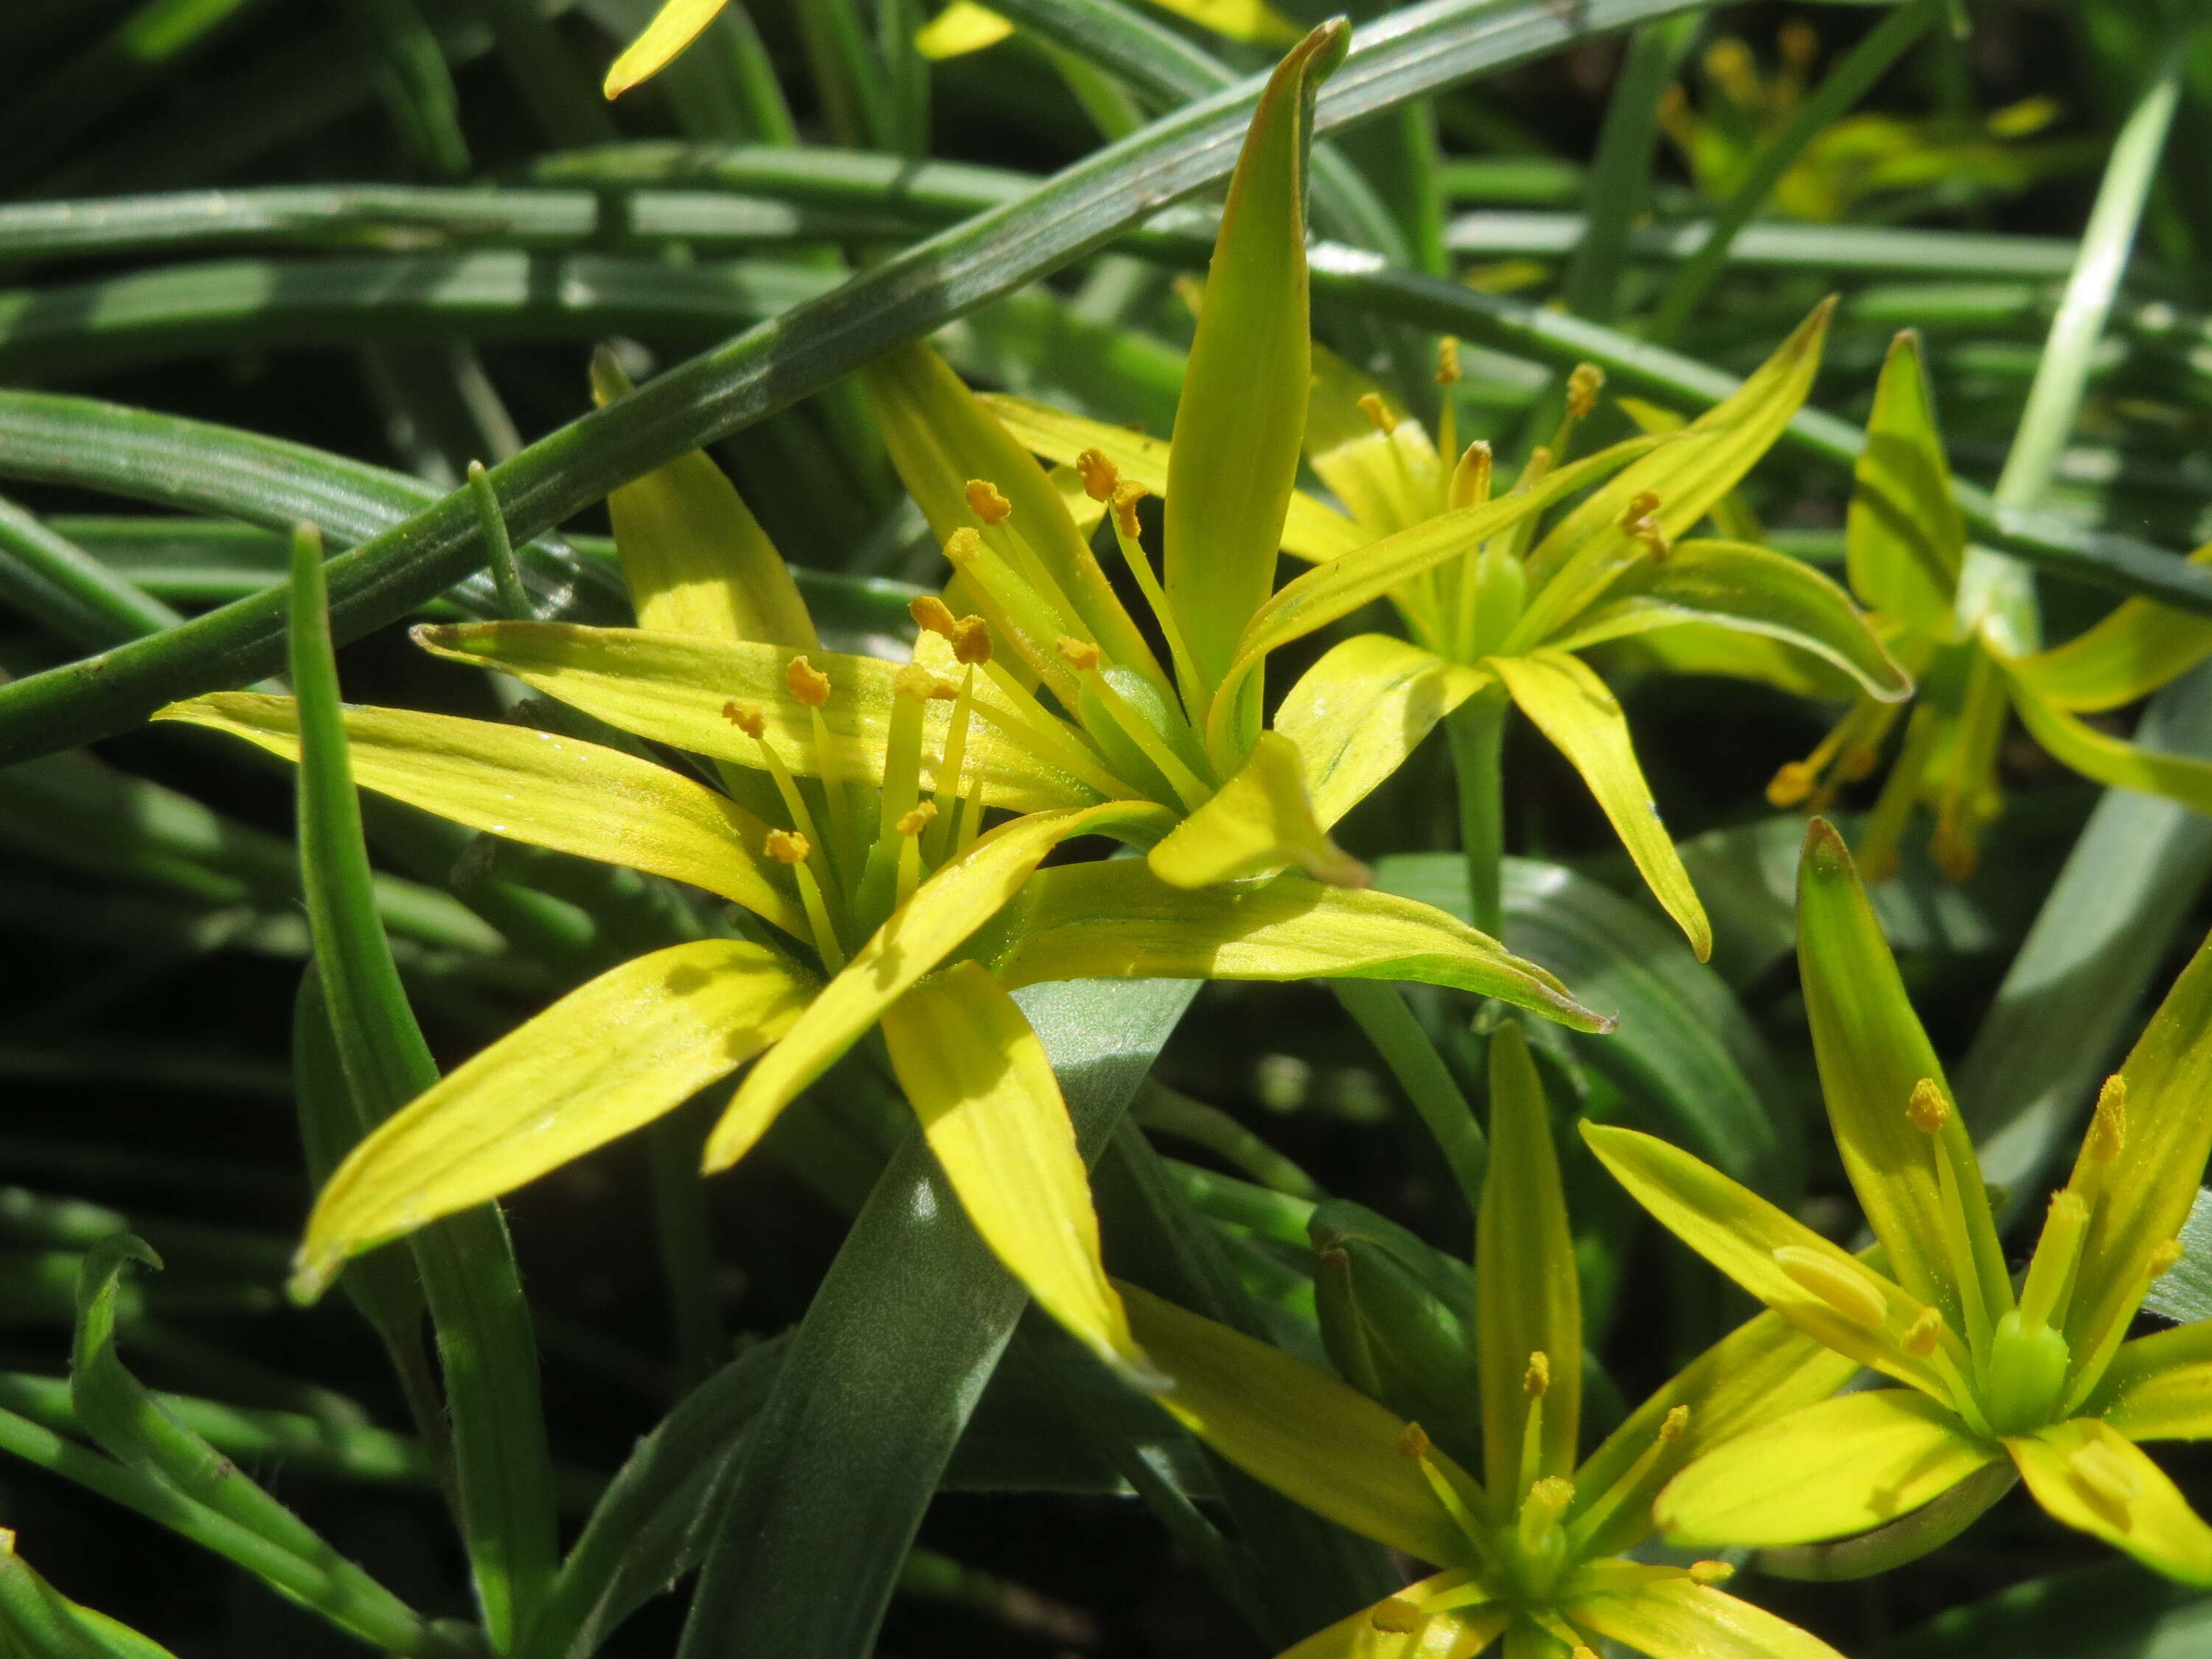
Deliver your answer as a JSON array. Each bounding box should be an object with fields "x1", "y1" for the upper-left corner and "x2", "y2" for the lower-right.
[{"x1": 1590, "y1": 818, "x2": 2212, "y2": 1584}]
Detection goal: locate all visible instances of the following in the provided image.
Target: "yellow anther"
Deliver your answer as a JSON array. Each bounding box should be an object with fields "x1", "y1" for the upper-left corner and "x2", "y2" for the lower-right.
[
  {"x1": 950, "y1": 616, "x2": 994, "y2": 665},
  {"x1": 1659, "y1": 1404, "x2": 1690, "y2": 1441},
  {"x1": 721, "y1": 700, "x2": 766, "y2": 740},
  {"x1": 1621, "y1": 490, "x2": 1661, "y2": 522},
  {"x1": 1904, "y1": 1306, "x2": 1944, "y2": 1357},
  {"x1": 1395, "y1": 1422, "x2": 1431, "y2": 1461},
  {"x1": 785, "y1": 655, "x2": 831, "y2": 707},
  {"x1": 910, "y1": 594, "x2": 959, "y2": 638},
  {"x1": 1074, "y1": 448, "x2": 1119, "y2": 502},
  {"x1": 944, "y1": 526, "x2": 983, "y2": 565},
  {"x1": 1370, "y1": 1599, "x2": 1424, "y2": 1635},
  {"x1": 2087, "y1": 1076, "x2": 2128, "y2": 1164},
  {"x1": 1688, "y1": 1559, "x2": 1734, "y2": 1586},
  {"x1": 765, "y1": 829, "x2": 810, "y2": 865},
  {"x1": 1525, "y1": 1475, "x2": 1575, "y2": 1523},
  {"x1": 1907, "y1": 1078, "x2": 1952, "y2": 1135},
  {"x1": 1766, "y1": 760, "x2": 1815, "y2": 809},
  {"x1": 894, "y1": 663, "x2": 948, "y2": 703},
  {"x1": 2069, "y1": 1439, "x2": 2140, "y2": 1507},
  {"x1": 964, "y1": 479, "x2": 1013, "y2": 525},
  {"x1": 1109, "y1": 479, "x2": 1148, "y2": 538},
  {"x1": 1618, "y1": 491, "x2": 1667, "y2": 560},
  {"x1": 1773, "y1": 1245, "x2": 1888, "y2": 1329},
  {"x1": 1839, "y1": 743, "x2": 1880, "y2": 783},
  {"x1": 1705, "y1": 38, "x2": 1756, "y2": 94},
  {"x1": 2149, "y1": 1238, "x2": 2184, "y2": 1279},
  {"x1": 1931, "y1": 823, "x2": 1978, "y2": 883},
  {"x1": 1779, "y1": 18, "x2": 1819, "y2": 71},
  {"x1": 1434, "y1": 335, "x2": 1461, "y2": 386},
  {"x1": 1055, "y1": 634, "x2": 1102, "y2": 672},
  {"x1": 1565, "y1": 364, "x2": 1604, "y2": 420},
  {"x1": 896, "y1": 801, "x2": 938, "y2": 838},
  {"x1": 1523, "y1": 1351, "x2": 1551, "y2": 1399},
  {"x1": 1357, "y1": 392, "x2": 1396, "y2": 434}
]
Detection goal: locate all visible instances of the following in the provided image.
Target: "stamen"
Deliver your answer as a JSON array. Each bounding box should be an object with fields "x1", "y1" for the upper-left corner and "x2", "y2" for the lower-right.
[
  {"x1": 970, "y1": 658, "x2": 1133, "y2": 798},
  {"x1": 1767, "y1": 762, "x2": 1817, "y2": 809},
  {"x1": 1524, "y1": 1352, "x2": 1551, "y2": 1398},
  {"x1": 786, "y1": 656, "x2": 832, "y2": 707},
  {"x1": 1907, "y1": 1075, "x2": 2006, "y2": 1347},
  {"x1": 1688, "y1": 1560, "x2": 1733, "y2": 1586},
  {"x1": 951, "y1": 616, "x2": 993, "y2": 664},
  {"x1": 1435, "y1": 338, "x2": 1461, "y2": 463},
  {"x1": 926, "y1": 666, "x2": 978, "y2": 864},
  {"x1": 1773, "y1": 1245, "x2": 1888, "y2": 1329},
  {"x1": 1907, "y1": 1078, "x2": 1951, "y2": 1133},
  {"x1": 910, "y1": 594, "x2": 959, "y2": 639},
  {"x1": 945, "y1": 528, "x2": 1085, "y2": 706},
  {"x1": 897, "y1": 801, "x2": 936, "y2": 837},
  {"x1": 1447, "y1": 440, "x2": 1493, "y2": 512},
  {"x1": 964, "y1": 479, "x2": 1013, "y2": 526},
  {"x1": 1904, "y1": 1307, "x2": 1944, "y2": 1357},
  {"x1": 2018, "y1": 1192, "x2": 2089, "y2": 1333},
  {"x1": 785, "y1": 655, "x2": 857, "y2": 860},
  {"x1": 1565, "y1": 364, "x2": 1604, "y2": 421},
  {"x1": 1055, "y1": 635, "x2": 1102, "y2": 673},
  {"x1": 2071, "y1": 1075, "x2": 2128, "y2": 1208},
  {"x1": 955, "y1": 773, "x2": 987, "y2": 855},
  {"x1": 1516, "y1": 1349, "x2": 1550, "y2": 1498},
  {"x1": 1517, "y1": 1475, "x2": 1575, "y2": 1557},
  {"x1": 765, "y1": 828, "x2": 808, "y2": 863},
  {"x1": 1396, "y1": 1422, "x2": 1430, "y2": 1461},
  {"x1": 1055, "y1": 635, "x2": 1210, "y2": 812},
  {"x1": 1434, "y1": 338, "x2": 1461, "y2": 386},
  {"x1": 1617, "y1": 490, "x2": 1668, "y2": 561},
  {"x1": 2149, "y1": 1238, "x2": 2184, "y2": 1280},
  {"x1": 894, "y1": 801, "x2": 934, "y2": 903},
  {"x1": 1100, "y1": 480, "x2": 1201, "y2": 709},
  {"x1": 1074, "y1": 449, "x2": 1119, "y2": 503},
  {"x1": 722, "y1": 700, "x2": 765, "y2": 739},
  {"x1": 1357, "y1": 392, "x2": 1395, "y2": 434},
  {"x1": 1369, "y1": 1599, "x2": 1423, "y2": 1635},
  {"x1": 1398, "y1": 1421, "x2": 1488, "y2": 1553},
  {"x1": 874, "y1": 664, "x2": 942, "y2": 844},
  {"x1": 1110, "y1": 481, "x2": 1147, "y2": 540},
  {"x1": 1566, "y1": 1405, "x2": 1689, "y2": 1552},
  {"x1": 767, "y1": 830, "x2": 844, "y2": 970},
  {"x1": 726, "y1": 700, "x2": 830, "y2": 891}
]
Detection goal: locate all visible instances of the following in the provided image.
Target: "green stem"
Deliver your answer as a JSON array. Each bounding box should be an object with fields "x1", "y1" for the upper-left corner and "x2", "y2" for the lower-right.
[
  {"x1": 1133, "y1": 1082, "x2": 1321, "y2": 1200},
  {"x1": 1648, "y1": 0, "x2": 1944, "y2": 344},
  {"x1": 1329, "y1": 981, "x2": 1488, "y2": 1220},
  {"x1": 1444, "y1": 684, "x2": 1510, "y2": 940},
  {"x1": 647, "y1": 1101, "x2": 726, "y2": 1392}
]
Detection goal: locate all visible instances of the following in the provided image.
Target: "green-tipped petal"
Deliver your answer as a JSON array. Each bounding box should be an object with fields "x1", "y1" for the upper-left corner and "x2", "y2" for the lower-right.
[
  {"x1": 704, "y1": 800, "x2": 1172, "y2": 1170},
  {"x1": 155, "y1": 692, "x2": 807, "y2": 938},
  {"x1": 2007, "y1": 540, "x2": 2212, "y2": 712},
  {"x1": 1121, "y1": 1281, "x2": 1478, "y2": 1567},
  {"x1": 1280, "y1": 1578, "x2": 1508, "y2": 1659},
  {"x1": 1164, "y1": 22, "x2": 1346, "y2": 711},
  {"x1": 413, "y1": 622, "x2": 1113, "y2": 812},
  {"x1": 295, "y1": 940, "x2": 812, "y2": 1300},
  {"x1": 1581, "y1": 1123, "x2": 1939, "y2": 1392},
  {"x1": 1567, "y1": 1563, "x2": 1848, "y2": 1659},
  {"x1": 591, "y1": 352, "x2": 818, "y2": 650},
  {"x1": 602, "y1": 0, "x2": 730, "y2": 97},
  {"x1": 2008, "y1": 676, "x2": 2212, "y2": 819},
  {"x1": 1146, "y1": 729, "x2": 1368, "y2": 889},
  {"x1": 979, "y1": 392, "x2": 1366, "y2": 563},
  {"x1": 1274, "y1": 636, "x2": 1492, "y2": 830},
  {"x1": 881, "y1": 961, "x2": 1145, "y2": 1380},
  {"x1": 1847, "y1": 330, "x2": 1966, "y2": 636},
  {"x1": 2008, "y1": 1419, "x2": 2212, "y2": 1585},
  {"x1": 1492, "y1": 650, "x2": 1710, "y2": 960},
  {"x1": 1551, "y1": 540, "x2": 1910, "y2": 703},
  {"x1": 1656, "y1": 1391, "x2": 1997, "y2": 1549},
  {"x1": 990, "y1": 861, "x2": 1613, "y2": 1032}
]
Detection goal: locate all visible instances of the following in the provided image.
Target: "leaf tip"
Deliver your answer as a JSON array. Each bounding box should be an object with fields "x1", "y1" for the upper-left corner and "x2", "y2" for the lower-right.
[{"x1": 1800, "y1": 815, "x2": 1856, "y2": 888}]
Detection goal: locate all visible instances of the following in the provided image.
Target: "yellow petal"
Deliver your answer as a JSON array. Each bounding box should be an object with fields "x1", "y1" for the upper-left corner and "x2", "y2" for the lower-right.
[
  {"x1": 1280, "y1": 1576, "x2": 1509, "y2": 1659},
  {"x1": 1146, "y1": 729, "x2": 1368, "y2": 889},
  {"x1": 1846, "y1": 330, "x2": 1965, "y2": 639},
  {"x1": 412, "y1": 621, "x2": 1113, "y2": 812},
  {"x1": 1491, "y1": 650, "x2": 1710, "y2": 960},
  {"x1": 154, "y1": 692, "x2": 807, "y2": 939},
  {"x1": 2008, "y1": 1418, "x2": 2212, "y2": 1584},
  {"x1": 1614, "y1": 619, "x2": 1865, "y2": 702},
  {"x1": 2008, "y1": 539, "x2": 2212, "y2": 712},
  {"x1": 591, "y1": 352, "x2": 818, "y2": 650},
  {"x1": 296, "y1": 940, "x2": 813, "y2": 1298},
  {"x1": 703, "y1": 801, "x2": 1172, "y2": 1169},
  {"x1": 2093, "y1": 1323, "x2": 2212, "y2": 1439},
  {"x1": 914, "y1": 0, "x2": 1012, "y2": 58},
  {"x1": 880, "y1": 961, "x2": 1142, "y2": 1377},
  {"x1": 1477, "y1": 1023, "x2": 1581, "y2": 1492},
  {"x1": 989, "y1": 860, "x2": 1612, "y2": 1032},
  {"x1": 978, "y1": 392, "x2": 1366, "y2": 563},
  {"x1": 602, "y1": 0, "x2": 730, "y2": 97},
  {"x1": 1656, "y1": 1390, "x2": 1997, "y2": 1548},
  {"x1": 1147, "y1": 0, "x2": 1304, "y2": 46},
  {"x1": 2008, "y1": 675, "x2": 2212, "y2": 819},
  {"x1": 1121, "y1": 1281, "x2": 1478, "y2": 1567},
  {"x1": 1567, "y1": 1571, "x2": 1848, "y2": 1659},
  {"x1": 1580, "y1": 1123, "x2": 1939, "y2": 1392},
  {"x1": 1273, "y1": 637, "x2": 1492, "y2": 830}
]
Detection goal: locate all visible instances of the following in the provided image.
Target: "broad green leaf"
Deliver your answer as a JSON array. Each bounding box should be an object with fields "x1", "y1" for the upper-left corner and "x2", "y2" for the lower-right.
[
  {"x1": 1847, "y1": 330, "x2": 1964, "y2": 637},
  {"x1": 413, "y1": 621, "x2": 1119, "y2": 811},
  {"x1": 2008, "y1": 542, "x2": 2212, "y2": 712},
  {"x1": 1551, "y1": 539, "x2": 1910, "y2": 702},
  {"x1": 604, "y1": 0, "x2": 732, "y2": 97},
  {"x1": 979, "y1": 393, "x2": 1366, "y2": 562},
  {"x1": 863, "y1": 343, "x2": 1160, "y2": 683},
  {"x1": 1164, "y1": 24, "x2": 1345, "y2": 709},
  {"x1": 1475, "y1": 1022, "x2": 1579, "y2": 1493},
  {"x1": 296, "y1": 941, "x2": 813, "y2": 1301},
  {"x1": 2057, "y1": 920, "x2": 2212, "y2": 1394},
  {"x1": 1797, "y1": 817, "x2": 2011, "y2": 1328},
  {"x1": 1656, "y1": 1390, "x2": 1997, "y2": 1548},
  {"x1": 1274, "y1": 636, "x2": 1492, "y2": 830},
  {"x1": 2096, "y1": 1320, "x2": 2212, "y2": 1441},
  {"x1": 1866, "y1": 1560, "x2": 2212, "y2": 1659},
  {"x1": 1121, "y1": 1281, "x2": 1475, "y2": 1567},
  {"x1": 989, "y1": 860, "x2": 1611, "y2": 1032},
  {"x1": 2008, "y1": 681, "x2": 2212, "y2": 821},
  {"x1": 1492, "y1": 650, "x2": 1710, "y2": 960},
  {"x1": 155, "y1": 692, "x2": 809, "y2": 939},
  {"x1": 704, "y1": 800, "x2": 1174, "y2": 1169},
  {"x1": 882, "y1": 961, "x2": 1142, "y2": 1377},
  {"x1": 1278, "y1": 1576, "x2": 1506, "y2": 1659},
  {"x1": 1568, "y1": 1570, "x2": 1850, "y2": 1659},
  {"x1": 590, "y1": 353, "x2": 818, "y2": 650},
  {"x1": 1582, "y1": 1124, "x2": 1938, "y2": 1393},
  {"x1": 1147, "y1": 729, "x2": 1367, "y2": 888},
  {"x1": 2007, "y1": 1419, "x2": 2212, "y2": 1585}
]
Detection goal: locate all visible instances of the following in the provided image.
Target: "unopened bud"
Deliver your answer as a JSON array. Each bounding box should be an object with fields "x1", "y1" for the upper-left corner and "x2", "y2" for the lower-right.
[
  {"x1": 1565, "y1": 364, "x2": 1604, "y2": 420},
  {"x1": 1395, "y1": 1422, "x2": 1431, "y2": 1461},
  {"x1": 765, "y1": 828, "x2": 810, "y2": 864},
  {"x1": 1523, "y1": 1351, "x2": 1551, "y2": 1399},
  {"x1": 910, "y1": 594, "x2": 959, "y2": 637},
  {"x1": 1766, "y1": 761, "x2": 1815, "y2": 809},
  {"x1": 722, "y1": 700, "x2": 765, "y2": 739},
  {"x1": 785, "y1": 655, "x2": 831, "y2": 707},
  {"x1": 896, "y1": 801, "x2": 938, "y2": 838},
  {"x1": 1435, "y1": 336, "x2": 1461, "y2": 386},
  {"x1": 1110, "y1": 479, "x2": 1148, "y2": 538},
  {"x1": 1907, "y1": 1078, "x2": 1951, "y2": 1135},
  {"x1": 1370, "y1": 1599, "x2": 1423, "y2": 1635},
  {"x1": 1074, "y1": 448, "x2": 1119, "y2": 502},
  {"x1": 1056, "y1": 634, "x2": 1101, "y2": 672},
  {"x1": 964, "y1": 479, "x2": 1012, "y2": 525},
  {"x1": 1357, "y1": 392, "x2": 1395, "y2": 434},
  {"x1": 1688, "y1": 1560, "x2": 1734, "y2": 1586},
  {"x1": 950, "y1": 616, "x2": 993, "y2": 664},
  {"x1": 1773, "y1": 1245, "x2": 1888, "y2": 1329}
]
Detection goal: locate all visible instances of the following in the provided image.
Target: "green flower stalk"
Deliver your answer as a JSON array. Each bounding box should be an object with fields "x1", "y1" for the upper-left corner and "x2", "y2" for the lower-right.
[
  {"x1": 154, "y1": 27, "x2": 1612, "y2": 1388},
  {"x1": 1126, "y1": 1022, "x2": 1857, "y2": 1658},
  {"x1": 1588, "y1": 817, "x2": 2212, "y2": 1584},
  {"x1": 1767, "y1": 331, "x2": 2212, "y2": 882}
]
